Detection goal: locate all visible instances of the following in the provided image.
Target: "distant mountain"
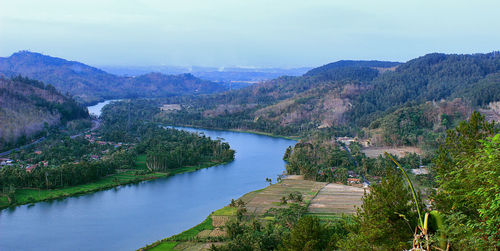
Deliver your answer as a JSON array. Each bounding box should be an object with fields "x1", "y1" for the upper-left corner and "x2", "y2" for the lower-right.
[
  {"x1": 100, "y1": 65, "x2": 311, "y2": 82},
  {"x1": 0, "y1": 76, "x2": 89, "y2": 150},
  {"x1": 304, "y1": 60, "x2": 401, "y2": 82},
  {"x1": 0, "y1": 51, "x2": 228, "y2": 104},
  {"x1": 305, "y1": 60, "x2": 401, "y2": 75}
]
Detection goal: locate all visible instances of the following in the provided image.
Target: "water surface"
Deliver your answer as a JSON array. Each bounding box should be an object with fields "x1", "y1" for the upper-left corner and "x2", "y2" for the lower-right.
[
  {"x1": 87, "y1": 100, "x2": 121, "y2": 117},
  {"x1": 0, "y1": 127, "x2": 295, "y2": 250}
]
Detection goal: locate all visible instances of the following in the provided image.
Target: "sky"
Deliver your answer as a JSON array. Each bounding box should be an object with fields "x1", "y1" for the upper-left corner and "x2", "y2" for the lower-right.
[{"x1": 0, "y1": 0, "x2": 499, "y2": 68}]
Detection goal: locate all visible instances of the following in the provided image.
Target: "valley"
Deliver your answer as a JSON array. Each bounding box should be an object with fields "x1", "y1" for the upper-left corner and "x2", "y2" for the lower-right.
[
  {"x1": 2, "y1": 1, "x2": 500, "y2": 250},
  {"x1": 0, "y1": 51, "x2": 498, "y2": 251}
]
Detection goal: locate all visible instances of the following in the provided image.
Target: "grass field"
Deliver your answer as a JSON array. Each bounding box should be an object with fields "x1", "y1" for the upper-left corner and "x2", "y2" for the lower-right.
[
  {"x1": 147, "y1": 241, "x2": 178, "y2": 251},
  {"x1": 144, "y1": 217, "x2": 215, "y2": 251}
]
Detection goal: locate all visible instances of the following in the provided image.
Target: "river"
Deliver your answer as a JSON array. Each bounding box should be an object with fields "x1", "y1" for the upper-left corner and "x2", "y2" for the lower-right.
[
  {"x1": 87, "y1": 99, "x2": 122, "y2": 117},
  {"x1": 0, "y1": 101, "x2": 296, "y2": 251}
]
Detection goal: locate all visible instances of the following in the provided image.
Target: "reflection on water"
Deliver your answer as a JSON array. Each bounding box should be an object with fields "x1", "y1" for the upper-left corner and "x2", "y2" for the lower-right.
[{"x1": 0, "y1": 127, "x2": 296, "y2": 251}]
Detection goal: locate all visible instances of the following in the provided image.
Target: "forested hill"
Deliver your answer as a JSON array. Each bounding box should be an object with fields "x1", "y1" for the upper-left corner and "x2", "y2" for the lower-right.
[
  {"x1": 304, "y1": 60, "x2": 400, "y2": 79},
  {"x1": 0, "y1": 51, "x2": 228, "y2": 104},
  {"x1": 348, "y1": 53, "x2": 500, "y2": 126},
  {"x1": 0, "y1": 76, "x2": 89, "y2": 150},
  {"x1": 153, "y1": 52, "x2": 500, "y2": 142}
]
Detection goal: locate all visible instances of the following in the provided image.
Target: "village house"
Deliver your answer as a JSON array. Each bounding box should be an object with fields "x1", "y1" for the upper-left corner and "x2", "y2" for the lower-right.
[
  {"x1": 348, "y1": 170, "x2": 358, "y2": 178},
  {"x1": 0, "y1": 158, "x2": 13, "y2": 166},
  {"x1": 411, "y1": 167, "x2": 429, "y2": 175},
  {"x1": 26, "y1": 164, "x2": 38, "y2": 172},
  {"x1": 336, "y1": 137, "x2": 371, "y2": 147},
  {"x1": 347, "y1": 178, "x2": 361, "y2": 184},
  {"x1": 160, "y1": 104, "x2": 181, "y2": 112},
  {"x1": 337, "y1": 137, "x2": 356, "y2": 146}
]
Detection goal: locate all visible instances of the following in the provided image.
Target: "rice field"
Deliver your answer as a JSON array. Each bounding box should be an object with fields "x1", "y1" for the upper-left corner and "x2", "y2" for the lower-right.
[
  {"x1": 242, "y1": 177, "x2": 326, "y2": 215},
  {"x1": 307, "y1": 183, "x2": 366, "y2": 216}
]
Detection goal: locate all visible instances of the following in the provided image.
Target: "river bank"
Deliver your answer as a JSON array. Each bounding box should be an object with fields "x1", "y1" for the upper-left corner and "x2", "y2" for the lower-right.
[
  {"x1": 0, "y1": 160, "x2": 230, "y2": 210},
  {"x1": 167, "y1": 124, "x2": 301, "y2": 141}
]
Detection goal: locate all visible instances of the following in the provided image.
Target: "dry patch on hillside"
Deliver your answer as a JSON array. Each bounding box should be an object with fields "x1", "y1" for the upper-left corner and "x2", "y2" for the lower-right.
[
  {"x1": 319, "y1": 95, "x2": 350, "y2": 127},
  {"x1": 203, "y1": 104, "x2": 257, "y2": 117},
  {"x1": 480, "y1": 101, "x2": 500, "y2": 122}
]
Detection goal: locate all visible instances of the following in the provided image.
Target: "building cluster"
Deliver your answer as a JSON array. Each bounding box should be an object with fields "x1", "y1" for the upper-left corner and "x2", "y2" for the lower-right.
[
  {"x1": 347, "y1": 170, "x2": 362, "y2": 184},
  {"x1": 160, "y1": 104, "x2": 181, "y2": 112},
  {"x1": 336, "y1": 137, "x2": 372, "y2": 147},
  {"x1": 0, "y1": 158, "x2": 13, "y2": 167},
  {"x1": 84, "y1": 132, "x2": 123, "y2": 148}
]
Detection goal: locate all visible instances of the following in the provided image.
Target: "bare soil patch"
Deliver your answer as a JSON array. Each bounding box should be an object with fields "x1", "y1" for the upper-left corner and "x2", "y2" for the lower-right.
[
  {"x1": 211, "y1": 216, "x2": 230, "y2": 227},
  {"x1": 209, "y1": 229, "x2": 226, "y2": 238},
  {"x1": 362, "y1": 146, "x2": 422, "y2": 158}
]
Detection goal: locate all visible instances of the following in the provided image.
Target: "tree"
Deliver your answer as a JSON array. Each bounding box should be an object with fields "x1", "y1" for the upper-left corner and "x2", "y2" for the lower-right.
[
  {"x1": 433, "y1": 111, "x2": 496, "y2": 215},
  {"x1": 280, "y1": 216, "x2": 330, "y2": 251},
  {"x1": 7, "y1": 184, "x2": 16, "y2": 205},
  {"x1": 432, "y1": 111, "x2": 499, "y2": 249},
  {"x1": 340, "y1": 167, "x2": 423, "y2": 250}
]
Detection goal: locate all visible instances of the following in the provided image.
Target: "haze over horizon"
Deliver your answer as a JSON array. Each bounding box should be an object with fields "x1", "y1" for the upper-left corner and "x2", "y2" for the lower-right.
[{"x1": 1, "y1": 0, "x2": 499, "y2": 68}]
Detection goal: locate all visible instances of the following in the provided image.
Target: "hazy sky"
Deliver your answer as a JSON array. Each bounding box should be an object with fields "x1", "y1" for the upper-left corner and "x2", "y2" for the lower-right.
[{"x1": 0, "y1": 0, "x2": 499, "y2": 67}]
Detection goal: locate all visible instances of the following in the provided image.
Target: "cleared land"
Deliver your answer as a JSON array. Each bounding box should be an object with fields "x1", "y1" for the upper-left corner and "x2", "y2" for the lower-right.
[{"x1": 362, "y1": 146, "x2": 422, "y2": 158}]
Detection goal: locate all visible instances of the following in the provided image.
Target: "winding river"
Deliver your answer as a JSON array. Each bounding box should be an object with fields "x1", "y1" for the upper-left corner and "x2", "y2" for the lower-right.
[{"x1": 0, "y1": 101, "x2": 296, "y2": 250}]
